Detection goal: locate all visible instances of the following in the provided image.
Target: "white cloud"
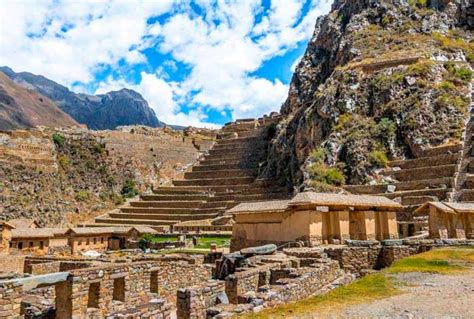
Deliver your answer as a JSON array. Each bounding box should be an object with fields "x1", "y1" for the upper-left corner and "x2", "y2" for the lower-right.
[{"x1": 0, "y1": 0, "x2": 332, "y2": 127}]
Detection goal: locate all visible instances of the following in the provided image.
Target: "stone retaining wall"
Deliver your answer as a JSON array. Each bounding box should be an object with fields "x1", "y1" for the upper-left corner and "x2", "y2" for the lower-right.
[
  {"x1": 177, "y1": 280, "x2": 225, "y2": 319},
  {"x1": 0, "y1": 281, "x2": 22, "y2": 318}
]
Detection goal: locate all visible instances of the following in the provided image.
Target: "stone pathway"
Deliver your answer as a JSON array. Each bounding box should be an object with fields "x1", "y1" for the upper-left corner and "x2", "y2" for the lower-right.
[{"x1": 329, "y1": 270, "x2": 474, "y2": 319}]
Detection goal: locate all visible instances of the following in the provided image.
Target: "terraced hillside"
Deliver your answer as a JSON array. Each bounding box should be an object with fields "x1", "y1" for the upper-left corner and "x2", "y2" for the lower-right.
[{"x1": 90, "y1": 117, "x2": 290, "y2": 230}]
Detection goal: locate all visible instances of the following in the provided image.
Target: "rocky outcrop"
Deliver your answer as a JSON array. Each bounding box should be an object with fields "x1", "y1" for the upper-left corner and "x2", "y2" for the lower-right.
[
  {"x1": 263, "y1": 0, "x2": 473, "y2": 191},
  {"x1": 0, "y1": 66, "x2": 164, "y2": 130},
  {"x1": 0, "y1": 72, "x2": 78, "y2": 130}
]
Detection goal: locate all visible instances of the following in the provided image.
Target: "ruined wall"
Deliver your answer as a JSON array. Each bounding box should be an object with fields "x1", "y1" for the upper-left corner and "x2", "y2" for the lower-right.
[
  {"x1": 0, "y1": 281, "x2": 22, "y2": 318},
  {"x1": 177, "y1": 280, "x2": 226, "y2": 319}
]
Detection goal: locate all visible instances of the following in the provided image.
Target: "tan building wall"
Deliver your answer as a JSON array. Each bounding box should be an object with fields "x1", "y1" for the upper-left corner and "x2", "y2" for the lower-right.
[
  {"x1": 11, "y1": 238, "x2": 50, "y2": 254},
  {"x1": 231, "y1": 209, "x2": 398, "y2": 251},
  {"x1": 70, "y1": 235, "x2": 110, "y2": 254},
  {"x1": 0, "y1": 226, "x2": 12, "y2": 254}
]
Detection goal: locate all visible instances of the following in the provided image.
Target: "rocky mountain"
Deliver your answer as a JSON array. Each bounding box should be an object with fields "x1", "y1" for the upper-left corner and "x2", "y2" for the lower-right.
[
  {"x1": 262, "y1": 0, "x2": 473, "y2": 191},
  {"x1": 0, "y1": 71, "x2": 78, "y2": 130},
  {"x1": 0, "y1": 66, "x2": 164, "y2": 130}
]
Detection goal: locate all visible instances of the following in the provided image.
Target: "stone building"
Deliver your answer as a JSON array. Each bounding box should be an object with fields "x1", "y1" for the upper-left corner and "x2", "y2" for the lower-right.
[
  {"x1": 7, "y1": 218, "x2": 40, "y2": 229},
  {"x1": 0, "y1": 221, "x2": 15, "y2": 254},
  {"x1": 66, "y1": 228, "x2": 113, "y2": 254},
  {"x1": 415, "y1": 202, "x2": 474, "y2": 239},
  {"x1": 10, "y1": 228, "x2": 55, "y2": 253},
  {"x1": 108, "y1": 226, "x2": 158, "y2": 250},
  {"x1": 229, "y1": 192, "x2": 400, "y2": 251}
]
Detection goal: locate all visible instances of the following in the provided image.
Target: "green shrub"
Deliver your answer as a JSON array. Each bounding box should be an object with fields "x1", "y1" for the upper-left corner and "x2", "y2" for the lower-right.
[
  {"x1": 138, "y1": 233, "x2": 154, "y2": 251},
  {"x1": 308, "y1": 163, "x2": 345, "y2": 187},
  {"x1": 408, "y1": 0, "x2": 427, "y2": 7},
  {"x1": 406, "y1": 60, "x2": 433, "y2": 76},
  {"x1": 58, "y1": 155, "x2": 70, "y2": 168},
  {"x1": 381, "y1": 15, "x2": 391, "y2": 27},
  {"x1": 334, "y1": 114, "x2": 352, "y2": 132},
  {"x1": 121, "y1": 180, "x2": 139, "y2": 198},
  {"x1": 454, "y1": 67, "x2": 473, "y2": 82},
  {"x1": 75, "y1": 190, "x2": 90, "y2": 202},
  {"x1": 436, "y1": 80, "x2": 456, "y2": 92},
  {"x1": 111, "y1": 193, "x2": 125, "y2": 205},
  {"x1": 308, "y1": 147, "x2": 326, "y2": 163},
  {"x1": 369, "y1": 150, "x2": 389, "y2": 167},
  {"x1": 52, "y1": 133, "x2": 65, "y2": 147},
  {"x1": 93, "y1": 142, "x2": 106, "y2": 154},
  {"x1": 376, "y1": 118, "x2": 397, "y2": 140}
]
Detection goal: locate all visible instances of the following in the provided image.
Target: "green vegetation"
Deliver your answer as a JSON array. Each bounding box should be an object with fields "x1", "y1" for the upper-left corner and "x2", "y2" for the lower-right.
[
  {"x1": 307, "y1": 147, "x2": 345, "y2": 189},
  {"x1": 432, "y1": 32, "x2": 474, "y2": 57},
  {"x1": 52, "y1": 133, "x2": 66, "y2": 147},
  {"x1": 93, "y1": 142, "x2": 106, "y2": 154},
  {"x1": 408, "y1": 0, "x2": 427, "y2": 7},
  {"x1": 58, "y1": 155, "x2": 70, "y2": 168},
  {"x1": 369, "y1": 150, "x2": 389, "y2": 167},
  {"x1": 75, "y1": 190, "x2": 90, "y2": 202},
  {"x1": 376, "y1": 118, "x2": 397, "y2": 140},
  {"x1": 121, "y1": 180, "x2": 139, "y2": 198},
  {"x1": 388, "y1": 247, "x2": 473, "y2": 274},
  {"x1": 194, "y1": 236, "x2": 230, "y2": 249}
]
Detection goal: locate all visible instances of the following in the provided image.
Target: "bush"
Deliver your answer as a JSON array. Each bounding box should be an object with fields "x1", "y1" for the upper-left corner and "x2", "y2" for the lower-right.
[
  {"x1": 308, "y1": 147, "x2": 326, "y2": 163},
  {"x1": 52, "y1": 133, "x2": 65, "y2": 147},
  {"x1": 93, "y1": 142, "x2": 106, "y2": 154},
  {"x1": 111, "y1": 193, "x2": 125, "y2": 205},
  {"x1": 454, "y1": 67, "x2": 473, "y2": 82},
  {"x1": 58, "y1": 155, "x2": 70, "y2": 168},
  {"x1": 138, "y1": 233, "x2": 154, "y2": 251},
  {"x1": 75, "y1": 190, "x2": 90, "y2": 202},
  {"x1": 369, "y1": 150, "x2": 389, "y2": 168},
  {"x1": 121, "y1": 180, "x2": 139, "y2": 198},
  {"x1": 376, "y1": 118, "x2": 397, "y2": 140},
  {"x1": 308, "y1": 163, "x2": 345, "y2": 187}
]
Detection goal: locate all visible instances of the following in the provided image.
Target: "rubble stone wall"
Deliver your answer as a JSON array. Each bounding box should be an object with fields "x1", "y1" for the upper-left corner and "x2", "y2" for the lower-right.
[
  {"x1": 176, "y1": 280, "x2": 225, "y2": 319},
  {"x1": 0, "y1": 281, "x2": 22, "y2": 318},
  {"x1": 24, "y1": 260, "x2": 60, "y2": 275}
]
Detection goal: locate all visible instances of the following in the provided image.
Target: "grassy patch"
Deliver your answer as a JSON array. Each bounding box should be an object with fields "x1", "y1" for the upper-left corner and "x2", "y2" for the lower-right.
[
  {"x1": 243, "y1": 274, "x2": 399, "y2": 318},
  {"x1": 387, "y1": 248, "x2": 473, "y2": 274},
  {"x1": 194, "y1": 236, "x2": 231, "y2": 249}
]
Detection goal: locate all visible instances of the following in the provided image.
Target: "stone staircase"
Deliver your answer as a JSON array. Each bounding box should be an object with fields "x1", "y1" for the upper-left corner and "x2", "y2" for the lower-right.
[
  {"x1": 345, "y1": 143, "x2": 462, "y2": 220},
  {"x1": 346, "y1": 62, "x2": 474, "y2": 236},
  {"x1": 90, "y1": 117, "x2": 290, "y2": 231}
]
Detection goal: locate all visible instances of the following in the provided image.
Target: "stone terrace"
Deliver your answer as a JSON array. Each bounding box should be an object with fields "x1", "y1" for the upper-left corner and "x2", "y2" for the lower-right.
[{"x1": 92, "y1": 116, "x2": 290, "y2": 231}]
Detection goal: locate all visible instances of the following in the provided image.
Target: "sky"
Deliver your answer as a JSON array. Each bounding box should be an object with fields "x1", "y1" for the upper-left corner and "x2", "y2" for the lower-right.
[{"x1": 0, "y1": 0, "x2": 332, "y2": 128}]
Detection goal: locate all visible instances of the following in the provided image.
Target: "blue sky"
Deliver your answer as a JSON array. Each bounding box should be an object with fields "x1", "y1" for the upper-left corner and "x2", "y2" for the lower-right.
[{"x1": 0, "y1": 0, "x2": 332, "y2": 127}]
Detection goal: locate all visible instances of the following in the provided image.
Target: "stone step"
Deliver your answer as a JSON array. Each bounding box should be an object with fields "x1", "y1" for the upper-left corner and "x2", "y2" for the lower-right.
[
  {"x1": 192, "y1": 163, "x2": 257, "y2": 172},
  {"x1": 131, "y1": 200, "x2": 235, "y2": 209},
  {"x1": 388, "y1": 153, "x2": 460, "y2": 170},
  {"x1": 108, "y1": 212, "x2": 219, "y2": 221},
  {"x1": 211, "y1": 142, "x2": 265, "y2": 151},
  {"x1": 204, "y1": 152, "x2": 263, "y2": 161},
  {"x1": 401, "y1": 196, "x2": 439, "y2": 206},
  {"x1": 208, "y1": 146, "x2": 264, "y2": 156},
  {"x1": 184, "y1": 169, "x2": 255, "y2": 180},
  {"x1": 419, "y1": 144, "x2": 462, "y2": 157},
  {"x1": 95, "y1": 218, "x2": 178, "y2": 226},
  {"x1": 374, "y1": 188, "x2": 451, "y2": 200},
  {"x1": 215, "y1": 136, "x2": 261, "y2": 146},
  {"x1": 459, "y1": 189, "x2": 474, "y2": 201},
  {"x1": 198, "y1": 158, "x2": 258, "y2": 166},
  {"x1": 121, "y1": 207, "x2": 224, "y2": 214},
  {"x1": 153, "y1": 183, "x2": 286, "y2": 195},
  {"x1": 151, "y1": 187, "x2": 209, "y2": 195},
  {"x1": 381, "y1": 164, "x2": 456, "y2": 182},
  {"x1": 345, "y1": 177, "x2": 453, "y2": 195},
  {"x1": 207, "y1": 192, "x2": 291, "y2": 202},
  {"x1": 141, "y1": 194, "x2": 210, "y2": 201},
  {"x1": 468, "y1": 158, "x2": 474, "y2": 173},
  {"x1": 173, "y1": 176, "x2": 255, "y2": 187},
  {"x1": 463, "y1": 174, "x2": 474, "y2": 188},
  {"x1": 130, "y1": 200, "x2": 205, "y2": 208}
]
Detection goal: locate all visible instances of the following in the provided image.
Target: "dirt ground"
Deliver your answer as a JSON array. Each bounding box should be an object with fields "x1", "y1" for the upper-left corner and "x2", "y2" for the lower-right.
[{"x1": 333, "y1": 270, "x2": 474, "y2": 319}]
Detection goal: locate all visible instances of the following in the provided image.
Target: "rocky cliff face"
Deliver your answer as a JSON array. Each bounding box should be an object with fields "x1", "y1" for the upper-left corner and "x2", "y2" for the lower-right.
[
  {"x1": 0, "y1": 72, "x2": 78, "y2": 130},
  {"x1": 263, "y1": 0, "x2": 473, "y2": 191},
  {"x1": 0, "y1": 67, "x2": 164, "y2": 130}
]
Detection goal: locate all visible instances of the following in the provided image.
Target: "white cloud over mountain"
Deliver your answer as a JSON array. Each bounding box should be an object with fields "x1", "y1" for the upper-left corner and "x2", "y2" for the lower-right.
[{"x1": 0, "y1": 0, "x2": 332, "y2": 127}]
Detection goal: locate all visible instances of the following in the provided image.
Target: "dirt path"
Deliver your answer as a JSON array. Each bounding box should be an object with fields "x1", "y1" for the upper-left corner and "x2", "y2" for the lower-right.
[{"x1": 336, "y1": 270, "x2": 474, "y2": 319}]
